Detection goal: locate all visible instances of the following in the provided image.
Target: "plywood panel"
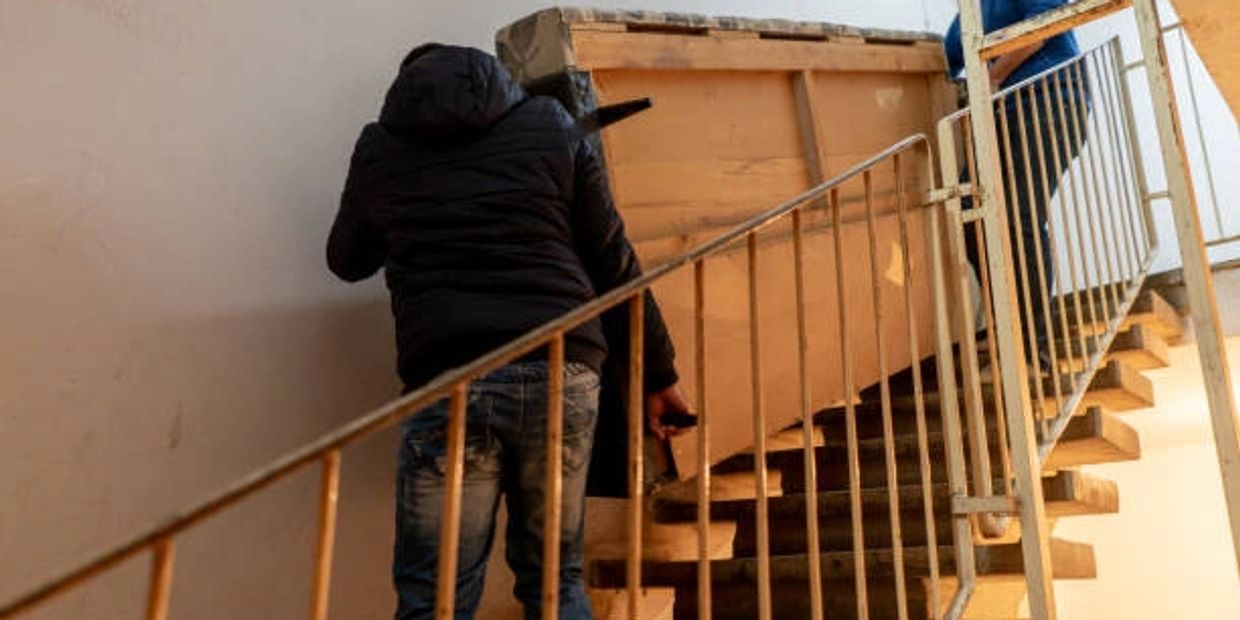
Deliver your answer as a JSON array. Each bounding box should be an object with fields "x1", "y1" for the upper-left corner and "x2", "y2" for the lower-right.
[
  {"x1": 571, "y1": 30, "x2": 946, "y2": 74},
  {"x1": 1172, "y1": 0, "x2": 1240, "y2": 117},
  {"x1": 498, "y1": 10, "x2": 954, "y2": 478},
  {"x1": 641, "y1": 176, "x2": 941, "y2": 475}
]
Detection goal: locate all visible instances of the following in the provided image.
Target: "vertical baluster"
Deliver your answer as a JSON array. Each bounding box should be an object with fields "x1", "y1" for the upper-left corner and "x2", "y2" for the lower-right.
[
  {"x1": 542, "y1": 335, "x2": 566, "y2": 620},
  {"x1": 1027, "y1": 80, "x2": 1081, "y2": 398},
  {"x1": 627, "y1": 295, "x2": 644, "y2": 620},
  {"x1": 144, "y1": 538, "x2": 175, "y2": 620},
  {"x1": 792, "y1": 208, "x2": 825, "y2": 620},
  {"x1": 1014, "y1": 87, "x2": 1068, "y2": 419},
  {"x1": 934, "y1": 115, "x2": 981, "y2": 619},
  {"x1": 1050, "y1": 70, "x2": 1104, "y2": 354},
  {"x1": 895, "y1": 153, "x2": 942, "y2": 619},
  {"x1": 998, "y1": 92, "x2": 1049, "y2": 435},
  {"x1": 1107, "y1": 39, "x2": 1158, "y2": 255},
  {"x1": 1039, "y1": 76, "x2": 1093, "y2": 378},
  {"x1": 1068, "y1": 62, "x2": 1122, "y2": 323},
  {"x1": 310, "y1": 451, "x2": 342, "y2": 620},
  {"x1": 972, "y1": 213, "x2": 1014, "y2": 494},
  {"x1": 694, "y1": 259, "x2": 712, "y2": 620},
  {"x1": 1095, "y1": 46, "x2": 1145, "y2": 287},
  {"x1": 831, "y1": 187, "x2": 870, "y2": 620},
  {"x1": 747, "y1": 232, "x2": 773, "y2": 620},
  {"x1": 1173, "y1": 28, "x2": 1227, "y2": 238},
  {"x1": 863, "y1": 170, "x2": 909, "y2": 620},
  {"x1": 947, "y1": 116, "x2": 1001, "y2": 529},
  {"x1": 1085, "y1": 52, "x2": 1137, "y2": 293},
  {"x1": 435, "y1": 383, "x2": 470, "y2": 620}
]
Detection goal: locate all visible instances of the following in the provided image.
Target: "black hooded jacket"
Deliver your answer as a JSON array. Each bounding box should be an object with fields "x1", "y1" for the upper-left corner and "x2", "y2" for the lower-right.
[{"x1": 327, "y1": 46, "x2": 678, "y2": 394}]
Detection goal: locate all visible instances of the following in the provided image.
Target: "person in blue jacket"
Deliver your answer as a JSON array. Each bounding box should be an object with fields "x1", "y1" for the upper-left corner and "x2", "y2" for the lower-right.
[{"x1": 944, "y1": 0, "x2": 1089, "y2": 359}]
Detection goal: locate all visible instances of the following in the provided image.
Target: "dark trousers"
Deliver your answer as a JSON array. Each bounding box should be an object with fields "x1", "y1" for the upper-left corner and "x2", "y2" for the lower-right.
[
  {"x1": 393, "y1": 362, "x2": 599, "y2": 620},
  {"x1": 962, "y1": 82, "x2": 1088, "y2": 349}
]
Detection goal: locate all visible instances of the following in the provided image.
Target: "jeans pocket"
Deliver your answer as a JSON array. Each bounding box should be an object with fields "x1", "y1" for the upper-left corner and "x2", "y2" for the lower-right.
[
  {"x1": 402, "y1": 392, "x2": 498, "y2": 477},
  {"x1": 561, "y1": 374, "x2": 599, "y2": 472}
]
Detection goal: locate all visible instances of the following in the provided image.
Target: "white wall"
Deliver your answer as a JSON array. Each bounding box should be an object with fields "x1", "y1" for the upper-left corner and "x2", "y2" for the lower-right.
[
  {"x1": 0, "y1": 2, "x2": 938, "y2": 619},
  {"x1": 1051, "y1": 338, "x2": 1240, "y2": 619},
  {"x1": 921, "y1": 0, "x2": 1240, "y2": 274},
  {"x1": 4, "y1": 1, "x2": 1236, "y2": 618}
]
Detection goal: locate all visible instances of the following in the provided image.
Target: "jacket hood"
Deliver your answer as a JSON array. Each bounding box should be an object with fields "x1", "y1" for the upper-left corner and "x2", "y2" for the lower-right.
[{"x1": 379, "y1": 46, "x2": 526, "y2": 139}]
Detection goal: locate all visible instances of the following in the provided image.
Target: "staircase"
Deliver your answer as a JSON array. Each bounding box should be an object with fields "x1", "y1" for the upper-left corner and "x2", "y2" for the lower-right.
[{"x1": 585, "y1": 290, "x2": 1181, "y2": 619}]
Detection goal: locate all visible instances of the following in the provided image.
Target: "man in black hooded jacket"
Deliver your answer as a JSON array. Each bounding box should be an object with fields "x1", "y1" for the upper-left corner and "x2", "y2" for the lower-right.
[{"x1": 327, "y1": 44, "x2": 689, "y2": 620}]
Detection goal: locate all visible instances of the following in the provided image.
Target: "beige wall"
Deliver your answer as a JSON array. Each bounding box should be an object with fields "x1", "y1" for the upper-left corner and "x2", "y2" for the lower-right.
[
  {"x1": 1050, "y1": 338, "x2": 1240, "y2": 619},
  {"x1": 0, "y1": 1, "x2": 939, "y2": 618}
]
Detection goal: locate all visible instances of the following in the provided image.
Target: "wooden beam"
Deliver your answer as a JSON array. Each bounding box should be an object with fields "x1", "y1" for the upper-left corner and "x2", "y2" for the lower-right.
[
  {"x1": 1133, "y1": 0, "x2": 1240, "y2": 576},
  {"x1": 792, "y1": 70, "x2": 830, "y2": 190},
  {"x1": 982, "y1": 0, "x2": 1131, "y2": 59},
  {"x1": 572, "y1": 31, "x2": 946, "y2": 73}
]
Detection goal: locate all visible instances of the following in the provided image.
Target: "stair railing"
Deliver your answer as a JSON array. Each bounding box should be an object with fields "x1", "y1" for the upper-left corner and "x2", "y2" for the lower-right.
[
  {"x1": 939, "y1": 30, "x2": 1158, "y2": 619},
  {"x1": 951, "y1": 0, "x2": 1240, "y2": 616},
  {"x1": 2, "y1": 134, "x2": 994, "y2": 620},
  {"x1": 937, "y1": 36, "x2": 1157, "y2": 465}
]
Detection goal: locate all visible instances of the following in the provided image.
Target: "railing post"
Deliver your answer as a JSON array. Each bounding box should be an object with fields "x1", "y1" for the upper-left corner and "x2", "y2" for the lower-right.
[
  {"x1": 627, "y1": 294, "x2": 645, "y2": 620},
  {"x1": 145, "y1": 538, "x2": 175, "y2": 620},
  {"x1": 1110, "y1": 38, "x2": 1158, "y2": 252},
  {"x1": 1131, "y1": 0, "x2": 1240, "y2": 575},
  {"x1": 309, "y1": 451, "x2": 342, "y2": 620},
  {"x1": 693, "y1": 260, "x2": 712, "y2": 620},
  {"x1": 543, "y1": 334, "x2": 566, "y2": 620},
  {"x1": 435, "y1": 383, "x2": 470, "y2": 620},
  {"x1": 956, "y1": 1, "x2": 1057, "y2": 618}
]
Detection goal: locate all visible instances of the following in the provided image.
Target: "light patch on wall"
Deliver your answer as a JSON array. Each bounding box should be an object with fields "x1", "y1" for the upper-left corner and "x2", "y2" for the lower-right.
[
  {"x1": 884, "y1": 239, "x2": 905, "y2": 286},
  {"x1": 876, "y1": 86, "x2": 906, "y2": 110}
]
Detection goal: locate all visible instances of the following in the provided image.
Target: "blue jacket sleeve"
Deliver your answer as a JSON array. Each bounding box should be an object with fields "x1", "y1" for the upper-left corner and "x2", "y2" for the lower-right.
[
  {"x1": 943, "y1": 15, "x2": 964, "y2": 78},
  {"x1": 1023, "y1": 0, "x2": 1069, "y2": 17}
]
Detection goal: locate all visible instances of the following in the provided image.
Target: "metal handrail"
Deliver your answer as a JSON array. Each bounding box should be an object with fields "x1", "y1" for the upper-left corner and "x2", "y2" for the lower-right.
[{"x1": 2, "y1": 133, "x2": 977, "y2": 619}]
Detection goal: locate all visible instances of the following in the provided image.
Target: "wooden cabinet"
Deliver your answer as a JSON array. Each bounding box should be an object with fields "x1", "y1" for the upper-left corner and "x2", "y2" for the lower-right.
[{"x1": 498, "y1": 8, "x2": 959, "y2": 476}]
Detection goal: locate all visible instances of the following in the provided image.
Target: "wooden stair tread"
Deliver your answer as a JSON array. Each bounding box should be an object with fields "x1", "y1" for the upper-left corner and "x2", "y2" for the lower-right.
[
  {"x1": 588, "y1": 538, "x2": 1095, "y2": 588},
  {"x1": 1044, "y1": 406, "x2": 1141, "y2": 470},
  {"x1": 588, "y1": 587, "x2": 676, "y2": 620},
  {"x1": 654, "y1": 470, "x2": 783, "y2": 503},
  {"x1": 654, "y1": 469, "x2": 1117, "y2": 524},
  {"x1": 1038, "y1": 360, "x2": 1154, "y2": 413},
  {"x1": 720, "y1": 408, "x2": 1138, "y2": 493},
  {"x1": 1054, "y1": 324, "x2": 1170, "y2": 371},
  {"x1": 1052, "y1": 289, "x2": 1183, "y2": 340}
]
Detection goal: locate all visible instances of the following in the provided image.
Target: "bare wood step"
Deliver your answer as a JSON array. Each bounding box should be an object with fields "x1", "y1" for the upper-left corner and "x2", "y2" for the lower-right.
[
  {"x1": 652, "y1": 471, "x2": 1116, "y2": 555},
  {"x1": 589, "y1": 587, "x2": 676, "y2": 620},
  {"x1": 860, "y1": 358, "x2": 1153, "y2": 418},
  {"x1": 654, "y1": 470, "x2": 1116, "y2": 524},
  {"x1": 1054, "y1": 289, "x2": 1183, "y2": 340},
  {"x1": 1043, "y1": 407, "x2": 1141, "y2": 471},
  {"x1": 653, "y1": 469, "x2": 783, "y2": 504},
  {"x1": 743, "y1": 425, "x2": 825, "y2": 453},
  {"x1": 1055, "y1": 324, "x2": 1171, "y2": 371},
  {"x1": 588, "y1": 537, "x2": 1095, "y2": 589},
  {"x1": 1042, "y1": 469, "x2": 1120, "y2": 516},
  {"x1": 1044, "y1": 359, "x2": 1154, "y2": 413},
  {"x1": 767, "y1": 410, "x2": 1137, "y2": 493}
]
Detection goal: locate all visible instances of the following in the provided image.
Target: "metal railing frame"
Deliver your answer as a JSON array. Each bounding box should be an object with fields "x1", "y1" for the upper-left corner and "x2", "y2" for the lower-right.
[
  {"x1": 1, "y1": 135, "x2": 989, "y2": 620},
  {"x1": 7, "y1": 2, "x2": 1238, "y2": 617},
  {"x1": 955, "y1": 2, "x2": 1240, "y2": 619}
]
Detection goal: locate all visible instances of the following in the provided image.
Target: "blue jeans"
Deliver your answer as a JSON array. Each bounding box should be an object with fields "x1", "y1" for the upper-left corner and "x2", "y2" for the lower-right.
[{"x1": 393, "y1": 362, "x2": 599, "y2": 620}]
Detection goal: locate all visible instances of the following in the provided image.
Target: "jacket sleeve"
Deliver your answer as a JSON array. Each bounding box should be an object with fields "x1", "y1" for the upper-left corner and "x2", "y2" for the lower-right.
[
  {"x1": 327, "y1": 128, "x2": 387, "y2": 282},
  {"x1": 571, "y1": 137, "x2": 679, "y2": 392}
]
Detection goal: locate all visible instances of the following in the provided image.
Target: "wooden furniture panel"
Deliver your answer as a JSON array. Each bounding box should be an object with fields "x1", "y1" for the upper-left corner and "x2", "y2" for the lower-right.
[{"x1": 497, "y1": 7, "x2": 956, "y2": 477}]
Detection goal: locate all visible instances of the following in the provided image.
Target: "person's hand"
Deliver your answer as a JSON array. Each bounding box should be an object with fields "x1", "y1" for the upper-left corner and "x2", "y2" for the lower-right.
[{"x1": 645, "y1": 385, "x2": 693, "y2": 440}]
